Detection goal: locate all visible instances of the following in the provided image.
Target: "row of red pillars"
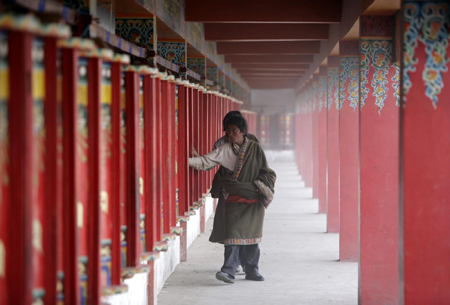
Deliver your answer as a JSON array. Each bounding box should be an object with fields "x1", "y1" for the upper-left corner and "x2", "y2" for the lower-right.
[
  {"x1": 294, "y1": 7, "x2": 450, "y2": 304},
  {"x1": 0, "y1": 19, "x2": 246, "y2": 305}
]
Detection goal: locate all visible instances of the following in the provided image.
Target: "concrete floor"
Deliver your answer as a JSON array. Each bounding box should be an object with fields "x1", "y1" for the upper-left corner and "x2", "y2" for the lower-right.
[{"x1": 158, "y1": 162, "x2": 358, "y2": 305}]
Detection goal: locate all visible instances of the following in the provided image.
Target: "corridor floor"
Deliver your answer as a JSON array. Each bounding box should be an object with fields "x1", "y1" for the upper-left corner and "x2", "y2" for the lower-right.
[{"x1": 158, "y1": 162, "x2": 358, "y2": 305}]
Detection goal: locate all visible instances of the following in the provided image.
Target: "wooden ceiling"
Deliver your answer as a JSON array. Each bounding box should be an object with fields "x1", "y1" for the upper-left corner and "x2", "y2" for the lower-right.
[{"x1": 185, "y1": 0, "x2": 341, "y2": 89}]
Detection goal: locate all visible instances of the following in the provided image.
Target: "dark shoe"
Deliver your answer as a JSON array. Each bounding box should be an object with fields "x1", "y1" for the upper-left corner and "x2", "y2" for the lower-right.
[
  {"x1": 216, "y1": 271, "x2": 235, "y2": 284},
  {"x1": 245, "y1": 273, "x2": 265, "y2": 281}
]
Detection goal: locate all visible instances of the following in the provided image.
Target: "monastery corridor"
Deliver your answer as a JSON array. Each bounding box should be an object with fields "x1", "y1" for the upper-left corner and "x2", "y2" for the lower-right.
[{"x1": 158, "y1": 160, "x2": 358, "y2": 305}]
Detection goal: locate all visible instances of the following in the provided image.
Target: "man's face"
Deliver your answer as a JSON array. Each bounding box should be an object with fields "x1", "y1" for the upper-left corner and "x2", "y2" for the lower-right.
[{"x1": 226, "y1": 124, "x2": 244, "y2": 144}]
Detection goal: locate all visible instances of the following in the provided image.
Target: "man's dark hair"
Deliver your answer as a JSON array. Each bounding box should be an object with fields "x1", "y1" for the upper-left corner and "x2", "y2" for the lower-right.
[
  {"x1": 225, "y1": 116, "x2": 248, "y2": 136},
  {"x1": 222, "y1": 111, "x2": 242, "y2": 131}
]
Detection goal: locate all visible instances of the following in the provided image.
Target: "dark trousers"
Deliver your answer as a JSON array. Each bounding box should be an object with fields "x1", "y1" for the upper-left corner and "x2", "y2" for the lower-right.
[{"x1": 221, "y1": 244, "x2": 260, "y2": 278}]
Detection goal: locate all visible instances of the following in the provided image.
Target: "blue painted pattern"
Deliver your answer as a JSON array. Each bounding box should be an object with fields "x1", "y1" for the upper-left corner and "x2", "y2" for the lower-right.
[
  {"x1": 318, "y1": 76, "x2": 327, "y2": 112},
  {"x1": 361, "y1": 39, "x2": 392, "y2": 113},
  {"x1": 405, "y1": 2, "x2": 450, "y2": 109}
]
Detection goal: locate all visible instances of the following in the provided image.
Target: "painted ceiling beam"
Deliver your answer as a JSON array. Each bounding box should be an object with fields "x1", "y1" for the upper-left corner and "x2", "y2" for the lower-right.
[
  {"x1": 204, "y1": 24, "x2": 329, "y2": 41},
  {"x1": 225, "y1": 55, "x2": 314, "y2": 63},
  {"x1": 240, "y1": 72, "x2": 304, "y2": 77},
  {"x1": 237, "y1": 69, "x2": 306, "y2": 74},
  {"x1": 232, "y1": 63, "x2": 310, "y2": 70},
  {"x1": 243, "y1": 75, "x2": 300, "y2": 79},
  {"x1": 236, "y1": 68, "x2": 308, "y2": 74},
  {"x1": 185, "y1": 0, "x2": 341, "y2": 23},
  {"x1": 246, "y1": 80, "x2": 297, "y2": 89},
  {"x1": 216, "y1": 41, "x2": 321, "y2": 55}
]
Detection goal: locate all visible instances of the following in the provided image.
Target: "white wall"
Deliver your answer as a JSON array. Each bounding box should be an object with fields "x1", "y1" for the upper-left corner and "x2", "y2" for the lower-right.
[{"x1": 102, "y1": 196, "x2": 215, "y2": 304}]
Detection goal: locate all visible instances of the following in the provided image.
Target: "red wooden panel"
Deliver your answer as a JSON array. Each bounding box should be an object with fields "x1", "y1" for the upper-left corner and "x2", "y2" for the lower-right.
[
  {"x1": 77, "y1": 56, "x2": 89, "y2": 303},
  {"x1": 187, "y1": 87, "x2": 194, "y2": 208},
  {"x1": 42, "y1": 36, "x2": 60, "y2": 305},
  {"x1": 145, "y1": 75, "x2": 161, "y2": 248},
  {"x1": 125, "y1": 71, "x2": 141, "y2": 267},
  {"x1": 0, "y1": 30, "x2": 8, "y2": 305},
  {"x1": 201, "y1": 91, "x2": 209, "y2": 192},
  {"x1": 110, "y1": 61, "x2": 122, "y2": 284},
  {"x1": 177, "y1": 84, "x2": 189, "y2": 215},
  {"x1": 30, "y1": 37, "x2": 46, "y2": 303},
  {"x1": 61, "y1": 47, "x2": 80, "y2": 305},
  {"x1": 207, "y1": 93, "x2": 212, "y2": 185},
  {"x1": 192, "y1": 88, "x2": 200, "y2": 202},
  {"x1": 120, "y1": 71, "x2": 127, "y2": 267},
  {"x1": 209, "y1": 93, "x2": 216, "y2": 184},
  {"x1": 6, "y1": 29, "x2": 34, "y2": 305},
  {"x1": 168, "y1": 81, "x2": 177, "y2": 227},
  {"x1": 161, "y1": 79, "x2": 172, "y2": 233},
  {"x1": 154, "y1": 77, "x2": 163, "y2": 237},
  {"x1": 220, "y1": 96, "x2": 224, "y2": 155},
  {"x1": 175, "y1": 84, "x2": 179, "y2": 217},
  {"x1": 197, "y1": 91, "x2": 204, "y2": 198},
  {"x1": 138, "y1": 75, "x2": 146, "y2": 252},
  {"x1": 402, "y1": 2, "x2": 450, "y2": 302},
  {"x1": 161, "y1": 79, "x2": 168, "y2": 231},
  {"x1": 87, "y1": 56, "x2": 102, "y2": 304}
]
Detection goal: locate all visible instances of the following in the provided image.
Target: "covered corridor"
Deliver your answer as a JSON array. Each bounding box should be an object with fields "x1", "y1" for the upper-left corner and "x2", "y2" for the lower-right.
[
  {"x1": 0, "y1": 0, "x2": 449, "y2": 304},
  {"x1": 157, "y1": 160, "x2": 358, "y2": 305}
]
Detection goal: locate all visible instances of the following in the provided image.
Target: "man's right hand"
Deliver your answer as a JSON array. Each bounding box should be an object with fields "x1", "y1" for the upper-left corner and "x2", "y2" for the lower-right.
[{"x1": 192, "y1": 147, "x2": 199, "y2": 157}]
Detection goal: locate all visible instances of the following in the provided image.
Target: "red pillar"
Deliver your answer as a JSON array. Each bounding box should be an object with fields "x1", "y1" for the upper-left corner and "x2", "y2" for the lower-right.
[
  {"x1": 312, "y1": 75, "x2": 319, "y2": 195},
  {"x1": 294, "y1": 112, "x2": 300, "y2": 171},
  {"x1": 6, "y1": 29, "x2": 34, "y2": 305},
  {"x1": 402, "y1": 2, "x2": 450, "y2": 302},
  {"x1": 339, "y1": 41, "x2": 359, "y2": 261},
  {"x1": 306, "y1": 90, "x2": 312, "y2": 186},
  {"x1": 301, "y1": 84, "x2": 313, "y2": 187},
  {"x1": 318, "y1": 66, "x2": 327, "y2": 214},
  {"x1": 359, "y1": 15, "x2": 399, "y2": 304},
  {"x1": 326, "y1": 56, "x2": 340, "y2": 233}
]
